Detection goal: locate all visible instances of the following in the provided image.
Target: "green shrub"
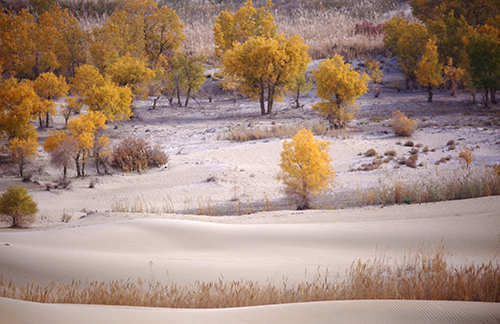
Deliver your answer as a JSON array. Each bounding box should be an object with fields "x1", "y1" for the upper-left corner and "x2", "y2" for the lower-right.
[{"x1": 0, "y1": 185, "x2": 38, "y2": 228}]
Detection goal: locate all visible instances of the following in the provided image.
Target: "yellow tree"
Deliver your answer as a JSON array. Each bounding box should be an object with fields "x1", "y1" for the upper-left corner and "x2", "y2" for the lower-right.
[
  {"x1": 383, "y1": 17, "x2": 429, "y2": 89},
  {"x1": 223, "y1": 34, "x2": 311, "y2": 114},
  {"x1": 66, "y1": 111, "x2": 107, "y2": 177},
  {"x1": 276, "y1": 128, "x2": 336, "y2": 210},
  {"x1": 50, "y1": 6, "x2": 87, "y2": 78},
  {"x1": 365, "y1": 59, "x2": 384, "y2": 97},
  {"x1": 33, "y1": 72, "x2": 69, "y2": 127},
  {"x1": 0, "y1": 78, "x2": 40, "y2": 141},
  {"x1": 85, "y1": 79, "x2": 133, "y2": 122},
  {"x1": 71, "y1": 64, "x2": 132, "y2": 122},
  {"x1": 0, "y1": 184, "x2": 38, "y2": 228},
  {"x1": 444, "y1": 57, "x2": 465, "y2": 96},
  {"x1": 9, "y1": 136, "x2": 38, "y2": 178},
  {"x1": 415, "y1": 39, "x2": 444, "y2": 102},
  {"x1": 70, "y1": 64, "x2": 106, "y2": 97},
  {"x1": 105, "y1": 55, "x2": 154, "y2": 99},
  {"x1": 312, "y1": 55, "x2": 369, "y2": 128},
  {"x1": 214, "y1": 0, "x2": 276, "y2": 58}
]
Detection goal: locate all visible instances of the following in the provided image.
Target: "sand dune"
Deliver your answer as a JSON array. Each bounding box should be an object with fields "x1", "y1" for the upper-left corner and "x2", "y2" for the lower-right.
[
  {"x1": 2, "y1": 298, "x2": 500, "y2": 324},
  {"x1": 1, "y1": 197, "x2": 499, "y2": 322}
]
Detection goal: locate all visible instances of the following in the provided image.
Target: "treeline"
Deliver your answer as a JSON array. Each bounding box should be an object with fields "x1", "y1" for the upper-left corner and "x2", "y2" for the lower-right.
[
  {"x1": 385, "y1": 0, "x2": 500, "y2": 105},
  {"x1": 0, "y1": 0, "x2": 201, "y2": 178}
]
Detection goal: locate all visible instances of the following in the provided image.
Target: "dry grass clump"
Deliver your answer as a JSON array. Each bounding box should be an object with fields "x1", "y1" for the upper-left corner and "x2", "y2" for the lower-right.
[
  {"x1": 404, "y1": 154, "x2": 418, "y2": 168},
  {"x1": 112, "y1": 137, "x2": 168, "y2": 173},
  {"x1": 225, "y1": 122, "x2": 349, "y2": 142},
  {"x1": 1, "y1": 245, "x2": 498, "y2": 308},
  {"x1": 364, "y1": 148, "x2": 377, "y2": 157},
  {"x1": 111, "y1": 195, "x2": 174, "y2": 214},
  {"x1": 352, "y1": 167, "x2": 500, "y2": 206},
  {"x1": 392, "y1": 110, "x2": 417, "y2": 137}
]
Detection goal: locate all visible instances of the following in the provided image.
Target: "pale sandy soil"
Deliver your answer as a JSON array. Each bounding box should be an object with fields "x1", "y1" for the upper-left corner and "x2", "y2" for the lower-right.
[{"x1": 1, "y1": 59, "x2": 500, "y2": 322}]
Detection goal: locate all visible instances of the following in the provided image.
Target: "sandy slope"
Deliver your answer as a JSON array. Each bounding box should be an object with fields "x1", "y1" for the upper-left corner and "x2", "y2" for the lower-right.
[
  {"x1": 2, "y1": 298, "x2": 500, "y2": 324},
  {"x1": 1, "y1": 197, "x2": 499, "y2": 323}
]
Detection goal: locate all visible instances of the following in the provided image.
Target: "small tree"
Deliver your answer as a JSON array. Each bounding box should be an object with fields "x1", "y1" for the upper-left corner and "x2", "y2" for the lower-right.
[
  {"x1": 415, "y1": 39, "x2": 444, "y2": 102},
  {"x1": 312, "y1": 55, "x2": 369, "y2": 128},
  {"x1": 9, "y1": 135, "x2": 38, "y2": 178},
  {"x1": 277, "y1": 128, "x2": 336, "y2": 210},
  {"x1": 168, "y1": 54, "x2": 206, "y2": 107},
  {"x1": 292, "y1": 74, "x2": 313, "y2": 108},
  {"x1": 223, "y1": 34, "x2": 310, "y2": 114},
  {"x1": 0, "y1": 185, "x2": 38, "y2": 228},
  {"x1": 365, "y1": 59, "x2": 384, "y2": 97},
  {"x1": 32, "y1": 72, "x2": 69, "y2": 127},
  {"x1": 444, "y1": 57, "x2": 465, "y2": 96}
]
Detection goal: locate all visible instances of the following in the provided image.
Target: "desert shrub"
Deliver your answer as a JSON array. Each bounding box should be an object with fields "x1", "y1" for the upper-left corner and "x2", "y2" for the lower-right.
[
  {"x1": 0, "y1": 185, "x2": 38, "y2": 228},
  {"x1": 405, "y1": 155, "x2": 418, "y2": 168},
  {"x1": 458, "y1": 146, "x2": 475, "y2": 169},
  {"x1": 392, "y1": 110, "x2": 417, "y2": 137},
  {"x1": 404, "y1": 140, "x2": 414, "y2": 147},
  {"x1": 384, "y1": 150, "x2": 396, "y2": 156},
  {"x1": 364, "y1": 148, "x2": 377, "y2": 157},
  {"x1": 277, "y1": 129, "x2": 336, "y2": 210},
  {"x1": 112, "y1": 137, "x2": 169, "y2": 173},
  {"x1": 408, "y1": 148, "x2": 419, "y2": 155}
]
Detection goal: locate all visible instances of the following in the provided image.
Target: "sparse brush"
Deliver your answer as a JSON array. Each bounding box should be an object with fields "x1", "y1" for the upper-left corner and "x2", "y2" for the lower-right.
[
  {"x1": 2, "y1": 244, "x2": 498, "y2": 307},
  {"x1": 392, "y1": 110, "x2": 417, "y2": 137},
  {"x1": 112, "y1": 137, "x2": 169, "y2": 173}
]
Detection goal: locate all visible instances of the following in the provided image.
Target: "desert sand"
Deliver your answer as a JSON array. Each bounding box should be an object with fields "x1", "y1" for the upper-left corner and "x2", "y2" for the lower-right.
[{"x1": 1, "y1": 59, "x2": 500, "y2": 322}]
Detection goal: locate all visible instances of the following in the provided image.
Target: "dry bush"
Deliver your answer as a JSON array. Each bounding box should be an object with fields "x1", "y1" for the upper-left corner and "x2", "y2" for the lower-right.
[
  {"x1": 404, "y1": 154, "x2": 418, "y2": 168},
  {"x1": 384, "y1": 150, "x2": 396, "y2": 156},
  {"x1": 392, "y1": 110, "x2": 417, "y2": 137},
  {"x1": 458, "y1": 146, "x2": 475, "y2": 169},
  {"x1": 1, "y1": 244, "x2": 498, "y2": 307},
  {"x1": 112, "y1": 137, "x2": 168, "y2": 173},
  {"x1": 364, "y1": 148, "x2": 377, "y2": 157},
  {"x1": 226, "y1": 122, "x2": 346, "y2": 143}
]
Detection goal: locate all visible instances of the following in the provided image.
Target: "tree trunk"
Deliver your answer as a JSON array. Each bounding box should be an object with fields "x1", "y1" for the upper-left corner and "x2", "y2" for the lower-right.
[
  {"x1": 176, "y1": 85, "x2": 182, "y2": 106},
  {"x1": 152, "y1": 95, "x2": 160, "y2": 110},
  {"x1": 267, "y1": 86, "x2": 275, "y2": 114},
  {"x1": 45, "y1": 112, "x2": 50, "y2": 128},
  {"x1": 38, "y1": 116, "x2": 44, "y2": 128},
  {"x1": 63, "y1": 164, "x2": 67, "y2": 180},
  {"x1": 491, "y1": 88, "x2": 497, "y2": 104},
  {"x1": 75, "y1": 155, "x2": 81, "y2": 177},
  {"x1": 295, "y1": 87, "x2": 301, "y2": 108},
  {"x1": 484, "y1": 88, "x2": 490, "y2": 108},
  {"x1": 259, "y1": 85, "x2": 266, "y2": 115},
  {"x1": 184, "y1": 87, "x2": 191, "y2": 107},
  {"x1": 19, "y1": 157, "x2": 24, "y2": 178},
  {"x1": 427, "y1": 86, "x2": 433, "y2": 102}
]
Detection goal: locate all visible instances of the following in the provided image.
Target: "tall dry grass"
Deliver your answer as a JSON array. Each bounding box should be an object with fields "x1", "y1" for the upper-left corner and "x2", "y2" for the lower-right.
[
  {"x1": 225, "y1": 122, "x2": 351, "y2": 142},
  {"x1": 1, "y1": 245, "x2": 498, "y2": 307}
]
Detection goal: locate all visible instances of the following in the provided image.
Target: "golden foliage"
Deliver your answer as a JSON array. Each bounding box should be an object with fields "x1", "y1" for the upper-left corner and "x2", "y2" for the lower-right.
[
  {"x1": 392, "y1": 110, "x2": 417, "y2": 137},
  {"x1": 214, "y1": 0, "x2": 276, "y2": 58},
  {"x1": 443, "y1": 57, "x2": 465, "y2": 96},
  {"x1": 223, "y1": 34, "x2": 310, "y2": 114},
  {"x1": 0, "y1": 77, "x2": 40, "y2": 141},
  {"x1": 383, "y1": 17, "x2": 429, "y2": 88},
  {"x1": 415, "y1": 39, "x2": 444, "y2": 102},
  {"x1": 105, "y1": 56, "x2": 154, "y2": 99},
  {"x1": 458, "y1": 146, "x2": 475, "y2": 169},
  {"x1": 168, "y1": 54, "x2": 206, "y2": 107},
  {"x1": 277, "y1": 128, "x2": 335, "y2": 210},
  {"x1": 312, "y1": 55, "x2": 369, "y2": 128},
  {"x1": 32, "y1": 72, "x2": 69, "y2": 127}
]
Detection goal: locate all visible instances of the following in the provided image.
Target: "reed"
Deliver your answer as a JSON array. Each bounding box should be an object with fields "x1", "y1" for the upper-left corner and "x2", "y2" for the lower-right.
[{"x1": 1, "y1": 245, "x2": 498, "y2": 307}]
